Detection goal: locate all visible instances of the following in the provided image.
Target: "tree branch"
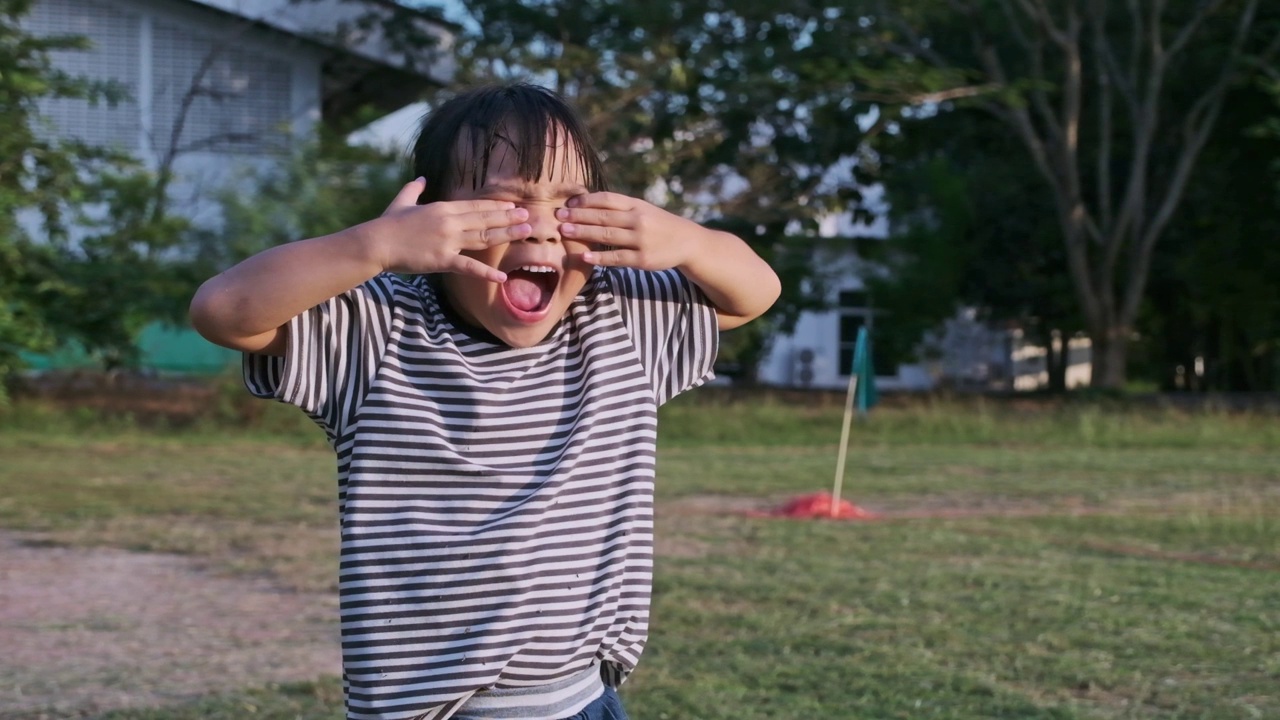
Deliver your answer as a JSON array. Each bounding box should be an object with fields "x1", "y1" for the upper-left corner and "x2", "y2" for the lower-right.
[
  {"x1": 1104, "y1": 0, "x2": 1173, "y2": 285},
  {"x1": 1126, "y1": 0, "x2": 1143, "y2": 96},
  {"x1": 876, "y1": 0, "x2": 954, "y2": 69},
  {"x1": 1019, "y1": 9, "x2": 1067, "y2": 148},
  {"x1": 1089, "y1": 0, "x2": 1114, "y2": 229},
  {"x1": 967, "y1": 15, "x2": 1103, "y2": 326},
  {"x1": 1094, "y1": 23, "x2": 1140, "y2": 116},
  {"x1": 1166, "y1": 0, "x2": 1228, "y2": 59},
  {"x1": 996, "y1": 0, "x2": 1036, "y2": 52},
  {"x1": 1149, "y1": 0, "x2": 1168, "y2": 58},
  {"x1": 174, "y1": 132, "x2": 263, "y2": 155},
  {"x1": 853, "y1": 84, "x2": 1002, "y2": 106},
  {"x1": 1120, "y1": 0, "x2": 1261, "y2": 325},
  {"x1": 1017, "y1": 0, "x2": 1073, "y2": 50}
]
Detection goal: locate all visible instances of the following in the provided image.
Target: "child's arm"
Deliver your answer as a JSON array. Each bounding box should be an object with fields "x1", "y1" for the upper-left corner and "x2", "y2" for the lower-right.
[
  {"x1": 555, "y1": 193, "x2": 781, "y2": 330},
  {"x1": 190, "y1": 178, "x2": 531, "y2": 354}
]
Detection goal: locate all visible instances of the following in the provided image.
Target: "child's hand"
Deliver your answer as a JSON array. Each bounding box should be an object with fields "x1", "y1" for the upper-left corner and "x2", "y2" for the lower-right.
[
  {"x1": 555, "y1": 192, "x2": 699, "y2": 271},
  {"x1": 376, "y1": 178, "x2": 532, "y2": 282}
]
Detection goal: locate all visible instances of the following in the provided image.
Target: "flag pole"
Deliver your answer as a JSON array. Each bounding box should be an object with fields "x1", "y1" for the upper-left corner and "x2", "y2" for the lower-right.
[{"x1": 831, "y1": 371, "x2": 859, "y2": 518}]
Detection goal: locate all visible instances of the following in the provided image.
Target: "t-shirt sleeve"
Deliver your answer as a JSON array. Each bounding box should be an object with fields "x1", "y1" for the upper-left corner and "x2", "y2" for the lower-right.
[
  {"x1": 606, "y1": 267, "x2": 719, "y2": 405},
  {"x1": 242, "y1": 274, "x2": 402, "y2": 441}
]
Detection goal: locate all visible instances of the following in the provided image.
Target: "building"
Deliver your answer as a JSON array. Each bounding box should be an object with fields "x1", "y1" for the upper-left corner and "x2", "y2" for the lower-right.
[
  {"x1": 25, "y1": 0, "x2": 453, "y2": 223},
  {"x1": 19, "y1": 0, "x2": 453, "y2": 375},
  {"x1": 753, "y1": 242, "x2": 935, "y2": 393},
  {"x1": 753, "y1": 217, "x2": 1092, "y2": 392},
  {"x1": 758, "y1": 288, "x2": 1093, "y2": 393}
]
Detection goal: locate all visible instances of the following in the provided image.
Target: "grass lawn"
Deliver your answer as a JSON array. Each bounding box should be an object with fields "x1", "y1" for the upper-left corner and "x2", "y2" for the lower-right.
[{"x1": 1, "y1": 396, "x2": 1277, "y2": 719}]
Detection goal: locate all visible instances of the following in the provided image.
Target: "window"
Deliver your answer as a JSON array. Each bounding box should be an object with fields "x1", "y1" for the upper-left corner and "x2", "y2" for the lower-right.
[
  {"x1": 26, "y1": 0, "x2": 141, "y2": 150},
  {"x1": 837, "y1": 290, "x2": 868, "y2": 308},
  {"x1": 836, "y1": 289, "x2": 871, "y2": 376},
  {"x1": 151, "y1": 20, "x2": 292, "y2": 156}
]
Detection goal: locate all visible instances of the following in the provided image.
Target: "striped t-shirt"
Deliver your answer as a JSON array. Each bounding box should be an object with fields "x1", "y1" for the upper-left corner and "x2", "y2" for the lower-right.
[{"x1": 244, "y1": 266, "x2": 718, "y2": 720}]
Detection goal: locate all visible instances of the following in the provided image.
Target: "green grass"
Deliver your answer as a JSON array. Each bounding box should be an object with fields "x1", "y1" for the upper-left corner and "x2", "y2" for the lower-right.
[
  {"x1": 98, "y1": 680, "x2": 345, "y2": 720},
  {"x1": 1, "y1": 397, "x2": 1277, "y2": 719}
]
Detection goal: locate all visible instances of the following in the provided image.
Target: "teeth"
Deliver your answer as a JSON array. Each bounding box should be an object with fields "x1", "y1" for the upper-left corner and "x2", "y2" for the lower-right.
[{"x1": 518, "y1": 265, "x2": 557, "y2": 273}]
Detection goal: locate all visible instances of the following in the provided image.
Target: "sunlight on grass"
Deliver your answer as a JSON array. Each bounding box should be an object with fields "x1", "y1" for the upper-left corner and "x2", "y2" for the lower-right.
[{"x1": 1, "y1": 396, "x2": 1276, "y2": 719}]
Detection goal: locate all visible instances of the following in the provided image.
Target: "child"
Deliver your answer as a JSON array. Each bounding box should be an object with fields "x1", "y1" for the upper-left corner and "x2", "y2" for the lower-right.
[{"x1": 190, "y1": 83, "x2": 780, "y2": 720}]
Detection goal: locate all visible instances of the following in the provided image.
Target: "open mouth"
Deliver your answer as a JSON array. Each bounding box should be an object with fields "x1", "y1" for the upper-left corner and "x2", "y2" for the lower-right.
[{"x1": 501, "y1": 264, "x2": 560, "y2": 319}]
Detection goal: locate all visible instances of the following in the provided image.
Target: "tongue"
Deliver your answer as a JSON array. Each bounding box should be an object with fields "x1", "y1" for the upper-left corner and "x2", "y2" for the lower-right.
[{"x1": 504, "y1": 273, "x2": 549, "y2": 313}]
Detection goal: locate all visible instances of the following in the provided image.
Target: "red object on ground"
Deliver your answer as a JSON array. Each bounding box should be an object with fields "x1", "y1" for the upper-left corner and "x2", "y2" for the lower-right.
[{"x1": 768, "y1": 492, "x2": 877, "y2": 520}]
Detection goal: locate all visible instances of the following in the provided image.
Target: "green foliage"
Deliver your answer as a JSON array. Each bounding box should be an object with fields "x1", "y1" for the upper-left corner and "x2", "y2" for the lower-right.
[
  {"x1": 1141, "y1": 79, "x2": 1280, "y2": 390},
  {"x1": 0, "y1": 0, "x2": 102, "y2": 385},
  {"x1": 0, "y1": 0, "x2": 194, "y2": 384},
  {"x1": 1255, "y1": 76, "x2": 1280, "y2": 197},
  {"x1": 864, "y1": 156, "x2": 977, "y2": 368},
  {"x1": 191, "y1": 136, "x2": 405, "y2": 273},
  {"x1": 867, "y1": 105, "x2": 1078, "y2": 379}
]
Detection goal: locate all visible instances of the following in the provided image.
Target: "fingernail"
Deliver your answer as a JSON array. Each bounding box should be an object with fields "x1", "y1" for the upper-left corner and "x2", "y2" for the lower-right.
[
  {"x1": 561, "y1": 223, "x2": 576, "y2": 235},
  {"x1": 581, "y1": 252, "x2": 596, "y2": 263},
  {"x1": 513, "y1": 208, "x2": 529, "y2": 219},
  {"x1": 415, "y1": 176, "x2": 425, "y2": 183},
  {"x1": 514, "y1": 224, "x2": 531, "y2": 234},
  {"x1": 555, "y1": 208, "x2": 569, "y2": 220},
  {"x1": 566, "y1": 197, "x2": 578, "y2": 207}
]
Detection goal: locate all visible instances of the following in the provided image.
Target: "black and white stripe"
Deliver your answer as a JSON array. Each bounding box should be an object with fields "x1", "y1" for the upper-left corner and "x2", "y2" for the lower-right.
[{"x1": 245, "y1": 267, "x2": 718, "y2": 720}]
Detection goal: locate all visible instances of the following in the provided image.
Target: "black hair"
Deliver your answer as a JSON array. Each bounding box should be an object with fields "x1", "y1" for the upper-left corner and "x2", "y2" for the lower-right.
[{"x1": 411, "y1": 83, "x2": 608, "y2": 204}]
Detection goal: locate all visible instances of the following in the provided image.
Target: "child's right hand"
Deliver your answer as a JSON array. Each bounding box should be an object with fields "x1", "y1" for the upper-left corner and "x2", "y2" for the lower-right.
[{"x1": 374, "y1": 178, "x2": 531, "y2": 283}]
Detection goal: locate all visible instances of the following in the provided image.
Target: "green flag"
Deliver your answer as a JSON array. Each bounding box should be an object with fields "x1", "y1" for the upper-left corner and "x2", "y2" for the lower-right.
[{"x1": 852, "y1": 326, "x2": 879, "y2": 415}]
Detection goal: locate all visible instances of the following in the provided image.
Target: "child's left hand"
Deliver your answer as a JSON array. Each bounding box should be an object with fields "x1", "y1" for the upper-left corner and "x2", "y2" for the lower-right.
[{"x1": 556, "y1": 192, "x2": 699, "y2": 270}]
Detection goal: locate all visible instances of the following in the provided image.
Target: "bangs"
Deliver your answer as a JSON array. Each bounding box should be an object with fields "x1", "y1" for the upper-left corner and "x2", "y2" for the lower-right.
[{"x1": 412, "y1": 84, "x2": 607, "y2": 203}]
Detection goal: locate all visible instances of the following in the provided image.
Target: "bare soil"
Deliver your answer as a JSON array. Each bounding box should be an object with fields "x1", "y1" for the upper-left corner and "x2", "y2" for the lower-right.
[{"x1": 0, "y1": 531, "x2": 340, "y2": 719}]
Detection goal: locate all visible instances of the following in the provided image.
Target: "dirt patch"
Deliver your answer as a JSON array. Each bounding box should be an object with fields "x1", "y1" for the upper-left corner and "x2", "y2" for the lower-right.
[
  {"x1": 661, "y1": 493, "x2": 1280, "y2": 570},
  {"x1": 0, "y1": 532, "x2": 340, "y2": 718},
  {"x1": 662, "y1": 492, "x2": 1103, "y2": 521},
  {"x1": 665, "y1": 487, "x2": 1280, "y2": 523}
]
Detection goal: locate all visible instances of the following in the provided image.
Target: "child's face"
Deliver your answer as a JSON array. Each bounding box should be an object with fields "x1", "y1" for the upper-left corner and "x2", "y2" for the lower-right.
[{"x1": 440, "y1": 132, "x2": 596, "y2": 348}]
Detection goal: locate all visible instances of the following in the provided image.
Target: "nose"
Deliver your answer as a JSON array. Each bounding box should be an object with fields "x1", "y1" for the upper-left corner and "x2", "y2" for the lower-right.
[{"x1": 520, "y1": 204, "x2": 561, "y2": 244}]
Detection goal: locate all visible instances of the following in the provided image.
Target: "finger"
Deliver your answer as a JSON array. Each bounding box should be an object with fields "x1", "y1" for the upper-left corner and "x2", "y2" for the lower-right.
[
  {"x1": 461, "y1": 221, "x2": 532, "y2": 249},
  {"x1": 566, "y1": 191, "x2": 633, "y2": 210},
  {"x1": 459, "y1": 207, "x2": 529, "y2": 231},
  {"x1": 449, "y1": 255, "x2": 507, "y2": 283},
  {"x1": 560, "y1": 222, "x2": 634, "y2": 246},
  {"x1": 554, "y1": 206, "x2": 633, "y2": 229},
  {"x1": 384, "y1": 177, "x2": 426, "y2": 215},
  {"x1": 580, "y1": 248, "x2": 640, "y2": 267}
]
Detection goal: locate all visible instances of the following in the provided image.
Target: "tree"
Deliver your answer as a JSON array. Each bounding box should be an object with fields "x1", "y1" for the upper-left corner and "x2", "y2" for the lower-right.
[
  {"x1": 1140, "y1": 79, "x2": 1280, "y2": 391},
  {"x1": 858, "y1": 0, "x2": 1280, "y2": 388},
  {"x1": 0, "y1": 0, "x2": 118, "y2": 385},
  {"x1": 0, "y1": 0, "x2": 199, "y2": 385},
  {"x1": 868, "y1": 107, "x2": 1080, "y2": 391},
  {"x1": 190, "y1": 135, "x2": 405, "y2": 275}
]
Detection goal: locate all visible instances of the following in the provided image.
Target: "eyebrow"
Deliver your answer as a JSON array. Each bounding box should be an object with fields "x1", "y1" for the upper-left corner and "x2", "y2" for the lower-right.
[{"x1": 475, "y1": 182, "x2": 589, "y2": 199}]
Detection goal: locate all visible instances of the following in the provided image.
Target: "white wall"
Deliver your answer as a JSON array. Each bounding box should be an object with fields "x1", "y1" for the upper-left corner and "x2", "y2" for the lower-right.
[
  {"x1": 27, "y1": 0, "x2": 331, "y2": 224},
  {"x1": 753, "y1": 203, "x2": 934, "y2": 391}
]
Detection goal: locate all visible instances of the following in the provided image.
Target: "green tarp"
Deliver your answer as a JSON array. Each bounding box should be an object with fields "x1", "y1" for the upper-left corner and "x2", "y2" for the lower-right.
[{"x1": 22, "y1": 323, "x2": 237, "y2": 375}]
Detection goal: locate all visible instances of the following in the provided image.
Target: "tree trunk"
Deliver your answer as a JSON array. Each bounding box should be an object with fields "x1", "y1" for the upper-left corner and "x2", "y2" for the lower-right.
[
  {"x1": 1046, "y1": 330, "x2": 1068, "y2": 393},
  {"x1": 1089, "y1": 324, "x2": 1129, "y2": 390}
]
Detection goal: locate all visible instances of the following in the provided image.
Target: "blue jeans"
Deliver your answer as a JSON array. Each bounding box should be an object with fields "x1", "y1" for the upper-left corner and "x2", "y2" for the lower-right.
[{"x1": 559, "y1": 687, "x2": 628, "y2": 720}]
